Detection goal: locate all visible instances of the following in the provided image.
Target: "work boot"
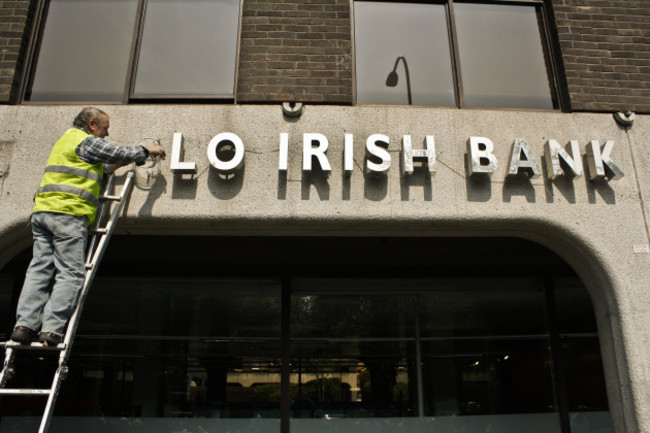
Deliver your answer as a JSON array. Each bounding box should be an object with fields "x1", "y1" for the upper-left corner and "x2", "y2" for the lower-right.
[
  {"x1": 10, "y1": 326, "x2": 38, "y2": 344},
  {"x1": 38, "y1": 332, "x2": 63, "y2": 347}
]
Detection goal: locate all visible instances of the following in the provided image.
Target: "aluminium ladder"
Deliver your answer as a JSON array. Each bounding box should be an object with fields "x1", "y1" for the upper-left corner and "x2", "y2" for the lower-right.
[{"x1": 0, "y1": 171, "x2": 135, "y2": 433}]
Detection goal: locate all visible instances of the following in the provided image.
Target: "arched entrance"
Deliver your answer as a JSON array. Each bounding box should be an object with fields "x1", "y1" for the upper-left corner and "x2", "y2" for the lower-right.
[{"x1": 0, "y1": 236, "x2": 613, "y2": 433}]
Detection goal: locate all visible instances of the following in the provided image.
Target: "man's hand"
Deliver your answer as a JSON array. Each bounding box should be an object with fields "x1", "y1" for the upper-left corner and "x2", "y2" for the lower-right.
[{"x1": 145, "y1": 144, "x2": 167, "y2": 160}]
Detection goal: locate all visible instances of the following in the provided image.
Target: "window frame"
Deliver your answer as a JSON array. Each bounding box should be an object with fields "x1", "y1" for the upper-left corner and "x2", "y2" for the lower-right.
[
  {"x1": 18, "y1": 0, "x2": 244, "y2": 104},
  {"x1": 352, "y1": 0, "x2": 565, "y2": 111}
]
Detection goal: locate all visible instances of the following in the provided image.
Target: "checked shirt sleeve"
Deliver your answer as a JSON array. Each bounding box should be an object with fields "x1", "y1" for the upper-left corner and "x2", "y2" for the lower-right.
[{"x1": 76, "y1": 135, "x2": 148, "y2": 165}]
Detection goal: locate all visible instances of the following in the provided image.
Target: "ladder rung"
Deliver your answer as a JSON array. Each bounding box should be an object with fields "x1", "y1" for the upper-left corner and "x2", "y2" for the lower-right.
[
  {"x1": 100, "y1": 195, "x2": 122, "y2": 202},
  {"x1": 1, "y1": 341, "x2": 65, "y2": 351},
  {"x1": 85, "y1": 262, "x2": 93, "y2": 270},
  {"x1": 92, "y1": 228, "x2": 108, "y2": 235},
  {"x1": 0, "y1": 388, "x2": 51, "y2": 395}
]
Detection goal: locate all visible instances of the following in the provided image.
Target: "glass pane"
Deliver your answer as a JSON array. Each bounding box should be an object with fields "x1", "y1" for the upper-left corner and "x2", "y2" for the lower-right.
[
  {"x1": 133, "y1": 0, "x2": 240, "y2": 96},
  {"x1": 554, "y1": 277, "x2": 613, "y2": 432},
  {"x1": 421, "y1": 338, "x2": 561, "y2": 432},
  {"x1": 554, "y1": 277, "x2": 599, "y2": 334},
  {"x1": 454, "y1": 3, "x2": 554, "y2": 109},
  {"x1": 417, "y1": 277, "x2": 558, "y2": 426},
  {"x1": 29, "y1": 0, "x2": 138, "y2": 102},
  {"x1": 561, "y1": 337, "x2": 613, "y2": 432},
  {"x1": 290, "y1": 278, "x2": 561, "y2": 433},
  {"x1": 354, "y1": 2, "x2": 455, "y2": 106},
  {"x1": 291, "y1": 279, "x2": 419, "y2": 423},
  {"x1": 417, "y1": 277, "x2": 548, "y2": 338}
]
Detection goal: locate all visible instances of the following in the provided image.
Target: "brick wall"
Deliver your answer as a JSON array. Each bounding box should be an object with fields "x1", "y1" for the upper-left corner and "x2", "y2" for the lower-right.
[
  {"x1": 237, "y1": 0, "x2": 352, "y2": 104},
  {"x1": 0, "y1": 1, "x2": 33, "y2": 104},
  {"x1": 2, "y1": 0, "x2": 649, "y2": 112},
  {"x1": 551, "y1": 0, "x2": 650, "y2": 113}
]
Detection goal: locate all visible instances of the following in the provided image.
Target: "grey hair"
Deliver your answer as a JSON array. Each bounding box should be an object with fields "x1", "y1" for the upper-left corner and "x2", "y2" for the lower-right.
[{"x1": 72, "y1": 107, "x2": 108, "y2": 129}]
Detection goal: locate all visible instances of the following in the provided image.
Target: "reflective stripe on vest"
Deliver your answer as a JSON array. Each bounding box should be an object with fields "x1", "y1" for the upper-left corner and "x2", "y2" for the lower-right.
[
  {"x1": 36, "y1": 184, "x2": 99, "y2": 206},
  {"x1": 42, "y1": 165, "x2": 103, "y2": 184}
]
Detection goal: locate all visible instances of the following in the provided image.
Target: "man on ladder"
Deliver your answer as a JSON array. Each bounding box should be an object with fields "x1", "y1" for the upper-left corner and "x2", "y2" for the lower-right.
[{"x1": 9, "y1": 106, "x2": 166, "y2": 346}]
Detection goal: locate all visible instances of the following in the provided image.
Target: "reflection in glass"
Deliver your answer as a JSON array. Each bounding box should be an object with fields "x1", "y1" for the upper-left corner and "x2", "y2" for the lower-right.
[
  {"x1": 291, "y1": 282, "x2": 418, "y2": 419},
  {"x1": 416, "y1": 278, "x2": 556, "y2": 415},
  {"x1": 454, "y1": 3, "x2": 554, "y2": 109},
  {"x1": 354, "y1": 2, "x2": 455, "y2": 106},
  {"x1": 133, "y1": 0, "x2": 240, "y2": 96},
  {"x1": 386, "y1": 57, "x2": 412, "y2": 105},
  {"x1": 290, "y1": 278, "x2": 562, "y2": 433},
  {"x1": 29, "y1": 0, "x2": 138, "y2": 101}
]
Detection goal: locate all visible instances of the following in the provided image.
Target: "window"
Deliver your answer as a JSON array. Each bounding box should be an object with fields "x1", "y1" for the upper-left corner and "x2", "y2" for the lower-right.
[
  {"x1": 28, "y1": 0, "x2": 139, "y2": 102},
  {"x1": 26, "y1": 0, "x2": 241, "y2": 102},
  {"x1": 290, "y1": 277, "x2": 558, "y2": 430},
  {"x1": 354, "y1": 2, "x2": 455, "y2": 106},
  {"x1": 133, "y1": 0, "x2": 240, "y2": 97},
  {"x1": 354, "y1": 1, "x2": 557, "y2": 109}
]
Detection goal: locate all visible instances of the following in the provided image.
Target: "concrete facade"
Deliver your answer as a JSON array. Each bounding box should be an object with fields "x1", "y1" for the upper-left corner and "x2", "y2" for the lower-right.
[{"x1": 0, "y1": 105, "x2": 648, "y2": 431}]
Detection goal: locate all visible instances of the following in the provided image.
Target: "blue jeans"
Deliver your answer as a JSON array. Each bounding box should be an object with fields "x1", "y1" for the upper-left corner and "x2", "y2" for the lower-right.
[{"x1": 15, "y1": 212, "x2": 88, "y2": 335}]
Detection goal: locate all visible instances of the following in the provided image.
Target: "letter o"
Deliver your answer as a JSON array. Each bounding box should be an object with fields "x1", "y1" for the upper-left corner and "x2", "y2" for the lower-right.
[{"x1": 207, "y1": 132, "x2": 245, "y2": 172}]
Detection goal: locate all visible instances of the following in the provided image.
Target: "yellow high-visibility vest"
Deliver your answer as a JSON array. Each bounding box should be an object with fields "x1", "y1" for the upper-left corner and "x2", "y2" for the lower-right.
[{"x1": 33, "y1": 128, "x2": 103, "y2": 225}]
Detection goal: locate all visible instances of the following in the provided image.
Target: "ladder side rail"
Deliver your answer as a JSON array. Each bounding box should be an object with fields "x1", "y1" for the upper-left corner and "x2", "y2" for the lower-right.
[
  {"x1": 38, "y1": 172, "x2": 134, "y2": 433},
  {"x1": 0, "y1": 348, "x2": 15, "y2": 388},
  {"x1": 64, "y1": 171, "x2": 134, "y2": 358},
  {"x1": 85, "y1": 174, "x2": 116, "y2": 265}
]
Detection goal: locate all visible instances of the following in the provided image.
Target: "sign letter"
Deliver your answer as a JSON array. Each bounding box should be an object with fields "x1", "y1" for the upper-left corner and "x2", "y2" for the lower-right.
[
  {"x1": 279, "y1": 133, "x2": 289, "y2": 171},
  {"x1": 402, "y1": 135, "x2": 436, "y2": 175},
  {"x1": 508, "y1": 138, "x2": 540, "y2": 178},
  {"x1": 207, "y1": 132, "x2": 245, "y2": 173},
  {"x1": 544, "y1": 139, "x2": 583, "y2": 179},
  {"x1": 467, "y1": 136, "x2": 497, "y2": 176},
  {"x1": 344, "y1": 134, "x2": 354, "y2": 176},
  {"x1": 303, "y1": 133, "x2": 331, "y2": 173},
  {"x1": 587, "y1": 140, "x2": 624, "y2": 181},
  {"x1": 366, "y1": 134, "x2": 391, "y2": 173},
  {"x1": 170, "y1": 132, "x2": 197, "y2": 175}
]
